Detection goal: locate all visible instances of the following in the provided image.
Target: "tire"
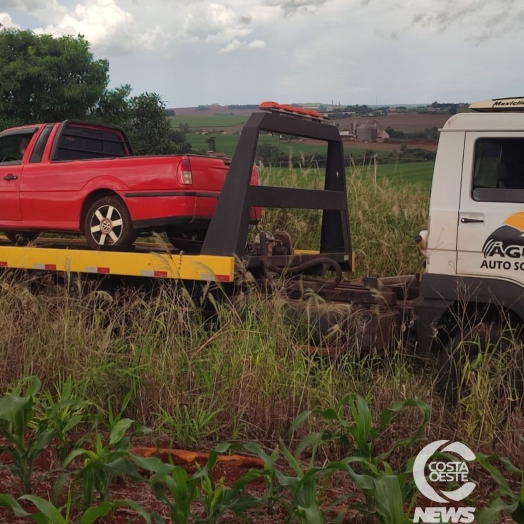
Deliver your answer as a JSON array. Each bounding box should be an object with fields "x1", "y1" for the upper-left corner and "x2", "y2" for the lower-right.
[
  {"x1": 84, "y1": 196, "x2": 136, "y2": 249},
  {"x1": 436, "y1": 323, "x2": 524, "y2": 405},
  {"x1": 4, "y1": 231, "x2": 39, "y2": 245}
]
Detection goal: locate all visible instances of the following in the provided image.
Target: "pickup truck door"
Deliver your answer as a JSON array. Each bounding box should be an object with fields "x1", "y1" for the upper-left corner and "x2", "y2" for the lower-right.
[
  {"x1": 0, "y1": 131, "x2": 33, "y2": 221},
  {"x1": 457, "y1": 131, "x2": 524, "y2": 285}
]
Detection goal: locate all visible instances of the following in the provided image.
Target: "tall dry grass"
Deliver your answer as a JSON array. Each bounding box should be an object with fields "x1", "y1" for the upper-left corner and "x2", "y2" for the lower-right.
[{"x1": 0, "y1": 166, "x2": 522, "y2": 461}]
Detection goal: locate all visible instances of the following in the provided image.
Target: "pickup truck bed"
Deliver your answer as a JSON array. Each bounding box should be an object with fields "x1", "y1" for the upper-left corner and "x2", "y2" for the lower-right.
[{"x1": 0, "y1": 120, "x2": 259, "y2": 249}]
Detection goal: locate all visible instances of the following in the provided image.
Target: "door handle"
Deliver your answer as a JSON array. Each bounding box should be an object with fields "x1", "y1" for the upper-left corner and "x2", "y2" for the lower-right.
[
  {"x1": 3, "y1": 174, "x2": 18, "y2": 181},
  {"x1": 461, "y1": 217, "x2": 484, "y2": 223}
]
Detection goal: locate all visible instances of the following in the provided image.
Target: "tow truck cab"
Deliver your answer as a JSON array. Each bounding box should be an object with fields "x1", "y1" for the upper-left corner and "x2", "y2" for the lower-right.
[{"x1": 417, "y1": 97, "x2": 524, "y2": 352}]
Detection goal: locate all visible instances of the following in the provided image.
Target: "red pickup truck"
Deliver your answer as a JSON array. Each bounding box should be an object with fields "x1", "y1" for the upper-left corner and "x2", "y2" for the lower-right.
[{"x1": 0, "y1": 120, "x2": 260, "y2": 249}]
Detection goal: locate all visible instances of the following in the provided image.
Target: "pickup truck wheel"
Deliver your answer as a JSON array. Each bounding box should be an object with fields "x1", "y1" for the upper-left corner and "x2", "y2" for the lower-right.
[
  {"x1": 84, "y1": 196, "x2": 136, "y2": 249},
  {"x1": 436, "y1": 323, "x2": 523, "y2": 406},
  {"x1": 4, "y1": 231, "x2": 39, "y2": 245}
]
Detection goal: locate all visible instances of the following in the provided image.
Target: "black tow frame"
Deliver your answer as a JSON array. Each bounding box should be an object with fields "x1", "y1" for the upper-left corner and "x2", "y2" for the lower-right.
[{"x1": 201, "y1": 111, "x2": 352, "y2": 272}]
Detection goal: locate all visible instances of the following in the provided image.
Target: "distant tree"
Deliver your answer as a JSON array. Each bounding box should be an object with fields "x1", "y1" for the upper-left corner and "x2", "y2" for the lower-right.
[
  {"x1": 206, "y1": 135, "x2": 216, "y2": 152},
  {"x1": 168, "y1": 129, "x2": 192, "y2": 153},
  {"x1": 448, "y1": 107, "x2": 458, "y2": 115},
  {"x1": 256, "y1": 143, "x2": 286, "y2": 165},
  {"x1": 178, "y1": 122, "x2": 190, "y2": 134},
  {"x1": 0, "y1": 29, "x2": 108, "y2": 128}
]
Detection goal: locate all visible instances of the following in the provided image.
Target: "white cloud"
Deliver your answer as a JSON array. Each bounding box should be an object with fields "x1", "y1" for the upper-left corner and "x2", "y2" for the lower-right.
[
  {"x1": 0, "y1": 0, "x2": 44, "y2": 10},
  {"x1": 178, "y1": 3, "x2": 253, "y2": 43},
  {"x1": 218, "y1": 39, "x2": 242, "y2": 53},
  {"x1": 0, "y1": 12, "x2": 20, "y2": 27},
  {"x1": 262, "y1": 0, "x2": 328, "y2": 15},
  {"x1": 248, "y1": 39, "x2": 266, "y2": 49},
  {"x1": 411, "y1": 0, "x2": 524, "y2": 42},
  {"x1": 218, "y1": 38, "x2": 267, "y2": 53},
  {"x1": 33, "y1": 0, "x2": 162, "y2": 54}
]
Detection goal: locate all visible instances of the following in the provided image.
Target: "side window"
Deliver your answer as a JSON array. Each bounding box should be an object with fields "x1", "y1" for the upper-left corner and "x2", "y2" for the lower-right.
[
  {"x1": 54, "y1": 124, "x2": 127, "y2": 161},
  {"x1": 473, "y1": 138, "x2": 524, "y2": 202},
  {"x1": 29, "y1": 124, "x2": 54, "y2": 163},
  {"x1": 0, "y1": 131, "x2": 36, "y2": 165}
]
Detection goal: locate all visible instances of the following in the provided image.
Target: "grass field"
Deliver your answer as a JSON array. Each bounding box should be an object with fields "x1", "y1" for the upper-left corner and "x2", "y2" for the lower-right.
[
  {"x1": 260, "y1": 162, "x2": 434, "y2": 193},
  {"x1": 168, "y1": 115, "x2": 249, "y2": 128}
]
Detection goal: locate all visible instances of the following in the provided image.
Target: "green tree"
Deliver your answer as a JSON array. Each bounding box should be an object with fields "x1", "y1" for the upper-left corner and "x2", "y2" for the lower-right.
[
  {"x1": 0, "y1": 29, "x2": 108, "y2": 127},
  {"x1": 90, "y1": 84, "x2": 132, "y2": 127},
  {"x1": 168, "y1": 129, "x2": 192, "y2": 154},
  {"x1": 205, "y1": 135, "x2": 216, "y2": 152},
  {"x1": 123, "y1": 92, "x2": 174, "y2": 155},
  {"x1": 0, "y1": 29, "x2": 177, "y2": 155},
  {"x1": 256, "y1": 143, "x2": 286, "y2": 165}
]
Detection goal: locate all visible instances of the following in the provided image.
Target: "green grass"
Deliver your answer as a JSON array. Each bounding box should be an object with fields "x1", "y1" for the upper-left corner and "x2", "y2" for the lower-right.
[
  {"x1": 368, "y1": 161, "x2": 434, "y2": 191},
  {"x1": 187, "y1": 133, "x2": 332, "y2": 157},
  {"x1": 258, "y1": 162, "x2": 434, "y2": 193},
  {"x1": 168, "y1": 115, "x2": 249, "y2": 128}
]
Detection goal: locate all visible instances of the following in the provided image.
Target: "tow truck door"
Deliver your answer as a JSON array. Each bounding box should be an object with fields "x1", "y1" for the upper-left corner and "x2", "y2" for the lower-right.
[{"x1": 457, "y1": 131, "x2": 524, "y2": 285}]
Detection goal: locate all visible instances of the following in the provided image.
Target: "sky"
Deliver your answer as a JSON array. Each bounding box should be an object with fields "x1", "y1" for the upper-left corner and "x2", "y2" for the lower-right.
[{"x1": 0, "y1": 0, "x2": 523, "y2": 108}]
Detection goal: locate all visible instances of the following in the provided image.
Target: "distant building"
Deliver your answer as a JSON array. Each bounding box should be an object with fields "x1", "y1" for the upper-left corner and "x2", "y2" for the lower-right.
[{"x1": 341, "y1": 120, "x2": 388, "y2": 142}]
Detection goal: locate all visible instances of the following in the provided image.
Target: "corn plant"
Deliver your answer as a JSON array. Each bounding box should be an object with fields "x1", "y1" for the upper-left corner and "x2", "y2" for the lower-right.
[
  {"x1": 475, "y1": 452, "x2": 524, "y2": 524},
  {"x1": 0, "y1": 376, "x2": 57, "y2": 494},
  {"x1": 63, "y1": 418, "x2": 145, "y2": 508},
  {"x1": 144, "y1": 442, "x2": 262, "y2": 524},
  {"x1": 197, "y1": 466, "x2": 261, "y2": 524},
  {"x1": 149, "y1": 465, "x2": 200, "y2": 524},
  {"x1": 40, "y1": 376, "x2": 89, "y2": 463},
  {"x1": 288, "y1": 393, "x2": 429, "y2": 522},
  {"x1": 0, "y1": 492, "x2": 161, "y2": 524}
]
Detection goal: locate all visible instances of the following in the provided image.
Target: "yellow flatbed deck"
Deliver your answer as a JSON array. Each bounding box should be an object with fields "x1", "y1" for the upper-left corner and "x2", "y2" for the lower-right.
[{"x1": 0, "y1": 237, "x2": 235, "y2": 282}]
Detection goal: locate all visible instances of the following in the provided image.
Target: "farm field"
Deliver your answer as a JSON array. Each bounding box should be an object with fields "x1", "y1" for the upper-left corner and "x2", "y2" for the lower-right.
[
  {"x1": 335, "y1": 112, "x2": 450, "y2": 133},
  {"x1": 171, "y1": 106, "x2": 451, "y2": 133},
  {"x1": 187, "y1": 131, "x2": 437, "y2": 159},
  {"x1": 168, "y1": 115, "x2": 249, "y2": 128}
]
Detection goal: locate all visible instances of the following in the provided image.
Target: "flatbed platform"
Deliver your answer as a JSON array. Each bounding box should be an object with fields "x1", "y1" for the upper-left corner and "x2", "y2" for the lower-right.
[{"x1": 0, "y1": 236, "x2": 235, "y2": 282}]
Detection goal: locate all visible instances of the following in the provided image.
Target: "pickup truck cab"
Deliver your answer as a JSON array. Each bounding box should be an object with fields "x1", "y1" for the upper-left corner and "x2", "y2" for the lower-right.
[{"x1": 0, "y1": 120, "x2": 260, "y2": 249}]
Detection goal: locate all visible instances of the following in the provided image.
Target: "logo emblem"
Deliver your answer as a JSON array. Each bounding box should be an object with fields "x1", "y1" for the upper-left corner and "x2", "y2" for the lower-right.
[
  {"x1": 413, "y1": 440, "x2": 476, "y2": 523},
  {"x1": 483, "y1": 212, "x2": 524, "y2": 258}
]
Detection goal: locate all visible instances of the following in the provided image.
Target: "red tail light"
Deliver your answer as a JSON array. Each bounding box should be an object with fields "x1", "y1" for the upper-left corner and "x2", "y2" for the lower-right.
[{"x1": 177, "y1": 158, "x2": 193, "y2": 185}]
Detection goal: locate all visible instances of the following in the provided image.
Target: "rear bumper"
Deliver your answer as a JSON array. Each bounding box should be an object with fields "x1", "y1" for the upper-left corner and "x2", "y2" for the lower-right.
[{"x1": 122, "y1": 191, "x2": 261, "y2": 229}]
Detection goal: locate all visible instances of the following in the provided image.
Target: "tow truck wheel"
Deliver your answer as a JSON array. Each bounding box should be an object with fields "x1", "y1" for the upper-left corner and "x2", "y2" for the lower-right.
[
  {"x1": 436, "y1": 323, "x2": 523, "y2": 406},
  {"x1": 4, "y1": 231, "x2": 39, "y2": 245},
  {"x1": 84, "y1": 196, "x2": 137, "y2": 249}
]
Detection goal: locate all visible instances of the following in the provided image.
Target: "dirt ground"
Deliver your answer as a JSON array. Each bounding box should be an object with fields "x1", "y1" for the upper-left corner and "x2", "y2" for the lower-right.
[{"x1": 0, "y1": 437, "x2": 517, "y2": 524}]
